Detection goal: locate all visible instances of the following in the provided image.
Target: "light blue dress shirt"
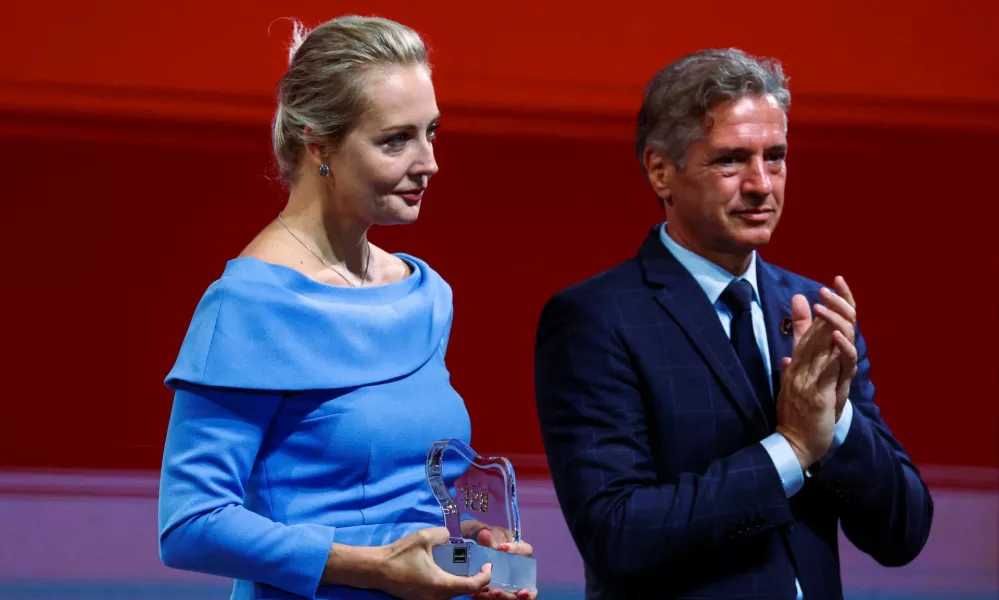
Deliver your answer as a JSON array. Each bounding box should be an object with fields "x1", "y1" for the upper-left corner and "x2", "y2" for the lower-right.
[{"x1": 659, "y1": 224, "x2": 852, "y2": 600}]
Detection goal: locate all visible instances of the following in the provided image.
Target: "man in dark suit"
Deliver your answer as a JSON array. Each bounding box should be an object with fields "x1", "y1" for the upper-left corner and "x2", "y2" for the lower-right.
[{"x1": 533, "y1": 49, "x2": 933, "y2": 600}]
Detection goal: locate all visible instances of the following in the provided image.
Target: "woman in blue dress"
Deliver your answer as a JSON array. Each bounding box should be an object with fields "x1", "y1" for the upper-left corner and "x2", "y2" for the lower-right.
[{"x1": 157, "y1": 15, "x2": 535, "y2": 600}]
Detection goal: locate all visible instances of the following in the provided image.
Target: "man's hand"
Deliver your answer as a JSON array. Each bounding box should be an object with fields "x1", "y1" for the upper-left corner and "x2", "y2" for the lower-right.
[
  {"x1": 775, "y1": 277, "x2": 858, "y2": 470},
  {"x1": 815, "y1": 276, "x2": 858, "y2": 420}
]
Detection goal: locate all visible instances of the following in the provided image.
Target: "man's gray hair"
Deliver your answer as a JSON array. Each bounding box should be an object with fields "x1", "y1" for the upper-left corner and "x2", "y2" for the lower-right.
[{"x1": 635, "y1": 48, "x2": 790, "y2": 172}]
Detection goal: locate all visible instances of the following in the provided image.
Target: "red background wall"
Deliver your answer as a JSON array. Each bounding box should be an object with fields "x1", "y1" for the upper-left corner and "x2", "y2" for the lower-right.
[{"x1": 1, "y1": 0, "x2": 996, "y2": 474}]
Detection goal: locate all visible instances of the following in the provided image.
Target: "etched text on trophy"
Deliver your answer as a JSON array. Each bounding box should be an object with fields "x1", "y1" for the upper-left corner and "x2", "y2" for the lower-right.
[{"x1": 460, "y1": 485, "x2": 489, "y2": 513}]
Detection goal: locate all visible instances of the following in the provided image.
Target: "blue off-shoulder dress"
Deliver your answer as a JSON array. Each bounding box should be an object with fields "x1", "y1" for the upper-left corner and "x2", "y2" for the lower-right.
[{"x1": 158, "y1": 254, "x2": 471, "y2": 600}]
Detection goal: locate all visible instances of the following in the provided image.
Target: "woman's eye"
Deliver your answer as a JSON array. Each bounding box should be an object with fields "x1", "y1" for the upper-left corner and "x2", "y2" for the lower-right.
[{"x1": 386, "y1": 133, "x2": 408, "y2": 148}]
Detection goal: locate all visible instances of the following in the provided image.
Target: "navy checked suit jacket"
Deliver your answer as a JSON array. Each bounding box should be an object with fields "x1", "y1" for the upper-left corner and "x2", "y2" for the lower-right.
[{"x1": 533, "y1": 226, "x2": 933, "y2": 600}]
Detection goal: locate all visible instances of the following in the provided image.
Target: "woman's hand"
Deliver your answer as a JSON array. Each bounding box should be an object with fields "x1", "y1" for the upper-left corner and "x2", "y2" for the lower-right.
[
  {"x1": 323, "y1": 527, "x2": 492, "y2": 600},
  {"x1": 380, "y1": 527, "x2": 495, "y2": 600},
  {"x1": 470, "y1": 526, "x2": 537, "y2": 600}
]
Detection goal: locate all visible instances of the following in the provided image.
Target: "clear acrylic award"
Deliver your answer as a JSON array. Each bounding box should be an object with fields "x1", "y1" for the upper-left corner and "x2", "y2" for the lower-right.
[{"x1": 425, "y1": 439, "x2": 537, "y2": 593}]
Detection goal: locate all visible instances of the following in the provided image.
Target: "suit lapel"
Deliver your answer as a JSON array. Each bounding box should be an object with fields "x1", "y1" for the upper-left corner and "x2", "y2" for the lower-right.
[
  {"x1": 756, "y1": 258, "x2": 794, "y2": 404},
  {"x1": 638, "y1": 227, "x2": 770, "y2": 438}
]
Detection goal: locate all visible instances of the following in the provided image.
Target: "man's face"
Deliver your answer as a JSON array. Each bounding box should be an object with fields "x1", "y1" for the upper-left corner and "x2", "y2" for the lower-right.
[{"x1": 648, "y1": 94, "x2": 788, "y2": 271}]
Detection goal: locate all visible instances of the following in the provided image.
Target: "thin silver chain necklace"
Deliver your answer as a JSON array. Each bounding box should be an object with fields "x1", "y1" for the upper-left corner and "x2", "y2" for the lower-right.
[{"x1": 276, "y1": 214, "x2": 370, "y2": 288}]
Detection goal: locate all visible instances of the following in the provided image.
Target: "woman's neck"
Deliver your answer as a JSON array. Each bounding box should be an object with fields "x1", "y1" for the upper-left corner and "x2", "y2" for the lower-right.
[{"x1": 281, "y1": 181, "x2": 371, "y2": 275}]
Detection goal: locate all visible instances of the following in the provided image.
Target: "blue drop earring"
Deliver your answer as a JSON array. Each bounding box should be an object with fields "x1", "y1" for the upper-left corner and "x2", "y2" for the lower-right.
[{"x1": 319, "y1": 164, "x2": 330, "y2": 177}]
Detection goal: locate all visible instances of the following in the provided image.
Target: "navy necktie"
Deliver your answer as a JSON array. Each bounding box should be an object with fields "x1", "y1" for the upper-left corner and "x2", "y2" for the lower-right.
[{"x1": 720, "y1": 279, "x2": 775, "y2": 424}]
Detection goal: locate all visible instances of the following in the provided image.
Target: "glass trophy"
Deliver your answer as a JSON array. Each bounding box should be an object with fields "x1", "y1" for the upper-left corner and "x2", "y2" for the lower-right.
[{"x1": 425, "y1": 439, "x2": 537, "y2": 593}]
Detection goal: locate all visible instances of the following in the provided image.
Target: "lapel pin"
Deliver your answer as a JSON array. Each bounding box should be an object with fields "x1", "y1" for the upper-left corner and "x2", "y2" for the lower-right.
[{"x1": 780, "y1": 316, "x2": 793, "y2": 336}]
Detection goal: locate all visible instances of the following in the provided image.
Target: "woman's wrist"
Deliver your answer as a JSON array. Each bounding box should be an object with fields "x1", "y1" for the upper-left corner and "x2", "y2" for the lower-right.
[{"x1": 321, "y1": 543, "x2": 388, "y2": 589}]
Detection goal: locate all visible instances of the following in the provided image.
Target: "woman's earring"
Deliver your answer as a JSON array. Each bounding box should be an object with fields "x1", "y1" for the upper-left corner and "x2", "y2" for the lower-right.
[{"x1": 319, "y1": 164, "x2": 330, "y2": 177}]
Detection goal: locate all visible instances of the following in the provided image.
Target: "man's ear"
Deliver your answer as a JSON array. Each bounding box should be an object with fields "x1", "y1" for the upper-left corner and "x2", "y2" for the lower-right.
[{"x1": 643, "y1": 147, "x2": 674, "y2": 206}]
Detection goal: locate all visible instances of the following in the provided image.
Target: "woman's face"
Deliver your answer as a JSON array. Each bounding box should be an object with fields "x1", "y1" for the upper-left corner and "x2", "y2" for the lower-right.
[{"x1": 326, "y1": 63, "x2": 440, "y2": 226}]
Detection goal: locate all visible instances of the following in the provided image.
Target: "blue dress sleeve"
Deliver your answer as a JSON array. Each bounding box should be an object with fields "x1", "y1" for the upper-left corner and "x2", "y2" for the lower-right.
[{"x1": 158, "y1": 382, "x2": 337, "y2": 598}]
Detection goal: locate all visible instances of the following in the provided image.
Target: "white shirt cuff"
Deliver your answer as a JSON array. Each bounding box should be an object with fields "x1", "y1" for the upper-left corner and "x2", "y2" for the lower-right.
[
  {"x1": 820, "y1": 399, "x2": 854, "y2": 465},
  {"x1": 760, "y1": 432, "x2": 805, "y2": 498}
]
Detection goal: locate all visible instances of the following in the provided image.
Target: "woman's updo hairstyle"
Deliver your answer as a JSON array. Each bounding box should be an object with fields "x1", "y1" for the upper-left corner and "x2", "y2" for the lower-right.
[{"x1": 271, "y1": 16, "x2": 429, "y2": 184}]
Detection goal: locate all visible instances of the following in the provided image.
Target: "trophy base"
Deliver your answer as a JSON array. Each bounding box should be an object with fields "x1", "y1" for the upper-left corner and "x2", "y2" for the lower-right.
[{"x1": 432, "y1": 542, "x2": 537, "y2": 593}]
